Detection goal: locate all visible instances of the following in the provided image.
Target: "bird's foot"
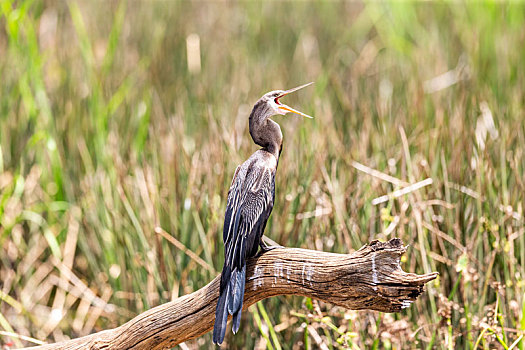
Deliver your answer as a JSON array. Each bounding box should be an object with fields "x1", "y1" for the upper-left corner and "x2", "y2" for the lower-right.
[{"x1": 259, "y1": 240, "x2": 283, "y2": 253}]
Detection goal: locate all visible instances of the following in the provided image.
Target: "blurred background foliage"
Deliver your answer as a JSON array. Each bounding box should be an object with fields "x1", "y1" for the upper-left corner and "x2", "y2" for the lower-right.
[{"x1": 1, "y1": 1, "x2": 524, "y2": 349}]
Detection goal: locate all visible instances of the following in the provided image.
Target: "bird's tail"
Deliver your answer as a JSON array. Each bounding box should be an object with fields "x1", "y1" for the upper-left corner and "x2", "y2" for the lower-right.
[{"x1": 213, "y1": 264, "x2": 246, "y2": 345}]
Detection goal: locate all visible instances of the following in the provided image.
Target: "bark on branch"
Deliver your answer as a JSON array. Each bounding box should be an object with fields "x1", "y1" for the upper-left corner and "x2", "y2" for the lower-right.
[{"x1": 26, "y1": 238, "x2": 437, "y2": 350}]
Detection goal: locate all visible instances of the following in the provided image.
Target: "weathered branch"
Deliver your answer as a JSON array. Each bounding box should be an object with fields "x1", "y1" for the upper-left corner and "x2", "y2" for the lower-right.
[{"x1": 25, "y1": 239, "x2": 437, "y2": 350}]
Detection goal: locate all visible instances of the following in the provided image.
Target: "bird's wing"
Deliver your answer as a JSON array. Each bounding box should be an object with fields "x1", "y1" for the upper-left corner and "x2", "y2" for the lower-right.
[
  {"x1": 214, "y1": 160, "x2": 276, "y2": 343},
  {"x1": 223, "y1": 164, "x2": 275, "y2": 268}
]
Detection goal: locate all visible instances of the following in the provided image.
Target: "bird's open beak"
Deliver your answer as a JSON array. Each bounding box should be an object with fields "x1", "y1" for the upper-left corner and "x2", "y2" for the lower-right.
[{"x1": 276, "y1": 82, "x2": 314, "y2": 118}]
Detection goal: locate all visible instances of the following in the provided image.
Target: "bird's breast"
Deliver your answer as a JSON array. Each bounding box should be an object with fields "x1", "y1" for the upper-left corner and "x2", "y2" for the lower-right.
[{"x1": 254, "y1": 150, "x2": 278, "y2": 171}]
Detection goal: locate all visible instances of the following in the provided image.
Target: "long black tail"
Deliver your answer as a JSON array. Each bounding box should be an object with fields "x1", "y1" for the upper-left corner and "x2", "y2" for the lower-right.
[{"x1": 213, "y1": 263, "x2": 246, "y2": 345}]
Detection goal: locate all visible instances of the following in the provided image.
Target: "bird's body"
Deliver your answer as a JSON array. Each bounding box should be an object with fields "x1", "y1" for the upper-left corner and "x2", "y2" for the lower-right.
[
  {"x1": 213, "y1": 83, "x2": 313, "y2": 345},
  {"x1": 225, "y1": 150, "x2": 278, "y2": 256}
]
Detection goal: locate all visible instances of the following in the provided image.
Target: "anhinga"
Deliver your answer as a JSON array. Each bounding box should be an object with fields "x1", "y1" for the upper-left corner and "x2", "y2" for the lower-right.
[{"x1": 213, "y1": 83, "x2": 313, "y2": 345}]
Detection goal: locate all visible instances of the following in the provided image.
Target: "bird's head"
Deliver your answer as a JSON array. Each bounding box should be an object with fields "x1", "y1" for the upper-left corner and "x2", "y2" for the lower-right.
[{"x1": 260, "y1": 82, "x2": 314, "y2": 119}]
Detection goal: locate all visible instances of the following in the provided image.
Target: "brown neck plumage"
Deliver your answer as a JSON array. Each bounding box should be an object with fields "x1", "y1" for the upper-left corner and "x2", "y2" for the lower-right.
[{"x1": 248, "y1": 100, "x2": 283, "y2": 159}]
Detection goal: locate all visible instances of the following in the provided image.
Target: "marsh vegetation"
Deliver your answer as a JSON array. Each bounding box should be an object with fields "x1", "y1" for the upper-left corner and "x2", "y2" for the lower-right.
[{"x1": 0, "y1": 2, "x2": 524, "y2": 349}]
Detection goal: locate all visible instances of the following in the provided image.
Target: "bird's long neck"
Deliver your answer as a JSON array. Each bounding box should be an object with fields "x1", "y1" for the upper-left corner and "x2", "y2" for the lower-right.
[{"x1": 249, "y1": 101, "x2": 283, "y2": 159}]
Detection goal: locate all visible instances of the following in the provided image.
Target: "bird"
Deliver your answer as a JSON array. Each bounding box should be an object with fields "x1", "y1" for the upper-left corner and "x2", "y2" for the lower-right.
[{"x1": 213, "y1": 82, "x2": 313, "y2": 345}]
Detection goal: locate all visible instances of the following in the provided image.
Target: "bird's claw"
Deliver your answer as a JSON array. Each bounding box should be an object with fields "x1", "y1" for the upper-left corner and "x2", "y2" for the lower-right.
[{"x1": 259, "y1": 241, "x2": 283, "y2": 253}]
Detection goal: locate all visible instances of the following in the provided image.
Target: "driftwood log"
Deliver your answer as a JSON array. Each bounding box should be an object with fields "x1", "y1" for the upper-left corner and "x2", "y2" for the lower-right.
[{"x1": 26, "y1": 238, "x2": 437, "y2": 350}]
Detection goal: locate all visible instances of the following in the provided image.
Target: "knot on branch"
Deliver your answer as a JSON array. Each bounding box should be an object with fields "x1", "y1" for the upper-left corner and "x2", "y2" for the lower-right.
[{"x1": 367, "y1": 237, "x2": 405, "y2": 251}]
